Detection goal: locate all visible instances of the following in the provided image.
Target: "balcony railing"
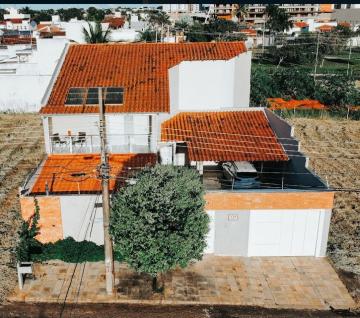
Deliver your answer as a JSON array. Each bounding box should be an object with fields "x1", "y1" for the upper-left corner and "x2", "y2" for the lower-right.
[{"x1": 49, "y1": 133, "x2": 154, "y2": 154}]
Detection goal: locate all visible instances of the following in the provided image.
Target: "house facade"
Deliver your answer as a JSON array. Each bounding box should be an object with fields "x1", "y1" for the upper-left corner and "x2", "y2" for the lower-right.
[{"x1": 20, "y1": 41, "x2": 333, "y2": 257}]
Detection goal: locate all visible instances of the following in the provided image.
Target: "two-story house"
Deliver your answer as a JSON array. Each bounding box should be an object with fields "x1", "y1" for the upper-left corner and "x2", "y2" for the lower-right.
[{"x1": 20, "y1": 42, "x2": 334, "y2": 257}]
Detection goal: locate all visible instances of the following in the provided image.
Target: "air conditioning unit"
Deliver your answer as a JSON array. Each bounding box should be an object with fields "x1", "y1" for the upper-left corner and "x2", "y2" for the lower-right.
[
  {"x1": 174, "y1": 153, "x2": 185, "y2": 166},
  {"x1": 159, "y1": 145, "x2": 173, "y2": 165}
]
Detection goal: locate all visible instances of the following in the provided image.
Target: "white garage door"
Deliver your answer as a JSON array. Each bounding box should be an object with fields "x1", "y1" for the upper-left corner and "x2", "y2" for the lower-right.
[{"x1": 248, "y1": 210, "x2": 321, "y2": 256}]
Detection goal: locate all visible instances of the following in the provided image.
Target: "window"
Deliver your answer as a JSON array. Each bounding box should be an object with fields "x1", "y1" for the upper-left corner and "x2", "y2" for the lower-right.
[{"x1": 65, "y1": 87, "x2": 124, "y2": 106}]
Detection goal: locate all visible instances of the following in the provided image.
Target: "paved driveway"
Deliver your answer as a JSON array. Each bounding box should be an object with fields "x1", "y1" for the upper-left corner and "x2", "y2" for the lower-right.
[{"x1": 9, "y1": 256, "x2": 356, "y2": 310}]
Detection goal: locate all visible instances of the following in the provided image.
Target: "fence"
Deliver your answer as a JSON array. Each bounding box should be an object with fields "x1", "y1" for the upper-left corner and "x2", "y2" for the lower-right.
[{"x1": 49, "y1": 133, "x2": 155, "y2": 154}]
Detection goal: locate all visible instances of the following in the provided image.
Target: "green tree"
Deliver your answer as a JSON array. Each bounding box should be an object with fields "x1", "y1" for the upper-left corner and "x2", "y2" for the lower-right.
[
  {"x1": 250, "y1": 66, "x2": 360, "y2": 109},
  {"x1": 235, "y1": 4, "x2": 248, "y2": 22},
  {"x1": 139, "y1": 28, "x2": 157, "y2": 42},
  {"x1": 185, "y1": 19, "x2": 245, "y2": 42},
  {"x1": 19, "y1": 6, "x2": 33, "y2": 15},
  {"x1": 250, "y1": 67, "x2": 279, "y2": 107},
  {"x1": 16, "y1": 199, "x2": 42, "y2": 262},
  {"x1": 110, "y1": 165, "x2": 209, "y2": 291},
  {"x1": 57, "y1": 8, "x2": 84, "y2": 22},
  {"x1": 147, "y1": 11, "x2": 170, "y2": 28},
  {"x1": 265, "y1": 5, "x2": 293, "y2": 33},
  {"x1": 0, "y1": 8, "x2": 7, "y2": 20},
  {"x1": 186, "y1": 21, "x2": 208, "y2": 42},
  {"x1": 315, "y1": 74, "x2": 360, "y2": 108},
  {"x1": 175, "y1": 19, "x2": 190, "y2": 30},
  {"x1": 86, "y1": 7, "x2": 105, "y2": 22},
  {"x1": 83, "y1": 21, "x2": 111, "y2": 43}
]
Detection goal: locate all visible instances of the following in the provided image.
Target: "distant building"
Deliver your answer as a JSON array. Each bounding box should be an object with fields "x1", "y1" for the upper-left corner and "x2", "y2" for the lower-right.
[
  {"x1": 1, "y1": 8, "x2": 32, "y2": 31},
  {"x1": 0, "y1": 37, "x2": 68, "y2": 111},
  {"x1": 162, "y1": 4, "x2": 200, "y2": 14},
  {"x1": 244, "y1": 4, "x2": 320, "y2": 28},
  {"x1": 209, "y1": 4, "x2": 236, "y2": 21}
]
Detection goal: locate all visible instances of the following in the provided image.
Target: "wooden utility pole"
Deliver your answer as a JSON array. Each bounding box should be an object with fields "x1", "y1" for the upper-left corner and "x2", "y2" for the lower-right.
[
  {"x1": 98, "y1": 87, "x2": 114, "y2": 295},
  {"x1": 313, "y1": 32, "x2": 320, "y2": 81}
]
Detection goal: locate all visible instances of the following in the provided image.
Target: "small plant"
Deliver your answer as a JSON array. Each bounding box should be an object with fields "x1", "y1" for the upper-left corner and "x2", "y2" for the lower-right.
[
  {"x1": 16, "y1": 198, "x2": 42, "y2": 262},
  {"x1": 83, "y1": 21, "x2": 111, "y2": 43}
]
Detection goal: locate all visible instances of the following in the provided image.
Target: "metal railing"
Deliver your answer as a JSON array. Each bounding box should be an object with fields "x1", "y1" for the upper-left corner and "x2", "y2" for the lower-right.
[{"x1": 49, "y1": 133, "x2": 154, "y2": 154}]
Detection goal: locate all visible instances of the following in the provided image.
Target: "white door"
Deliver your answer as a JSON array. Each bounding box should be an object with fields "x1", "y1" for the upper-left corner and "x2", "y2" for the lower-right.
[{"x1": 248, "y1": 210, "x2": 321, "y2": 256}]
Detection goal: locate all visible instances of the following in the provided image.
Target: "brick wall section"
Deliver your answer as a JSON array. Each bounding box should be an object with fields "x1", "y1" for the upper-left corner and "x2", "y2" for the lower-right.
[
  {"x1": 205, "y1": 192, "x2": 334, "y2": 210},
  {"x1": 20, "y1": 196, "x2": 63, "y2": 243}
]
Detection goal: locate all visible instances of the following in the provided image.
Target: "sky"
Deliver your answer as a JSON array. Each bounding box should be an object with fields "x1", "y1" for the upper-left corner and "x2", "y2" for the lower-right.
[{"x1": 0, "y1": 4, "x2": 161, "y2": 9}]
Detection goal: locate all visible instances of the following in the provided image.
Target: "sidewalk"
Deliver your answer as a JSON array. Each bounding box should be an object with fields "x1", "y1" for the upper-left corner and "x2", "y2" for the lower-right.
[{"x1": 9, "y1": 256, "x2": 356, "y2": 310}]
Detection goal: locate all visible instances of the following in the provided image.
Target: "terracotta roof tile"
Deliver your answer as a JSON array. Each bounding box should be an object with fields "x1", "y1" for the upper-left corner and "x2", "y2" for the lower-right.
[
  {"x1": 40, "y1": 42, "x2": 247, "y2": 115},
  {"x1": 103, "y1": 17, "x2": 125, "y2": 28},
  {"x1": 161, "y1": 111, "x2": 288, "y2": 162},
  {"x1": 31, "y1": 153, "x2": 157, "y2": 194},
  {"x1": 294, "y1": 22, "x2": 309, "y2": 28},
  {"x1": 267, "y1": 98, "x2": 327, "y2": 110}
]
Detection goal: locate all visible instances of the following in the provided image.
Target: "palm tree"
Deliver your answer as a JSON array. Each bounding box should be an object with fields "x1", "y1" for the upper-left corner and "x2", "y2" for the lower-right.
[
  {"x1": 234, "y1": 4, "x2": 248, "y2": 22},
  {"x1": 148, "y1": 11, "x2": 170, "y2": 28},
  {"x1": 265, "y1": 5, "x2": 293, "y2": 33},
  {"x1": 83, "y1": 21, "x2": 111, "y2": 43}
]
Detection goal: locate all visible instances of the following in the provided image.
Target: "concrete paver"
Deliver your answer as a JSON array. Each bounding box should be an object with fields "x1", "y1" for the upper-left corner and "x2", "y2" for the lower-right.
[{"x1": 8, "y1": 256, "x2": 356, "y2": 310}]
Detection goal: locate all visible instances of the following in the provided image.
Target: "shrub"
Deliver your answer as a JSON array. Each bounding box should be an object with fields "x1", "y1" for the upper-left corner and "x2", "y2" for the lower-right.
[
  {"x1": 250, "y1": 66, "x2": 360, "y2": 110},
  {"x1": 30, "y1": 237, "x2": 123, "y2": 263},
  {"x1": 16, "y1": 199, "x2": 42, "y2": 262}
]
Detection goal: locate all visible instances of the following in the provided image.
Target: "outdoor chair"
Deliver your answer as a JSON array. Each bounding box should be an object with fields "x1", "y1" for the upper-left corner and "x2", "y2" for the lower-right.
[
  {"x1": 52, "y1": 133, "x2": 67, "y2": 147},
  {"x1": 73, "y1": 132, "x2": 86, "y2": 146}
]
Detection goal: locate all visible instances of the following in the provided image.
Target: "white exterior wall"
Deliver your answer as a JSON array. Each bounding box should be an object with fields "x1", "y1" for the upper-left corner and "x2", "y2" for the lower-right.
[
  {"x1": 169, "y1": 53, "x2": 251, "y2": 113},
  {"x1": 46, "y1": 113, "x2": 160, "y2": 154},
  {"x1": 0, "y1": 38, "x2": 68, "y2": 112},
  {"x1": 206, "y1": 209, "x2": 331, "y2": 257},
  {"x1": 60, "y1": 195, "x2": 104, "y2": 245}
]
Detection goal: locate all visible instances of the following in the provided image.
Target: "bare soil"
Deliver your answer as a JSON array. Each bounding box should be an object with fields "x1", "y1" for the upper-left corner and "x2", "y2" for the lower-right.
[
  {"x1": 289, "y1": 118, "x2": 360, "y2": 301},
  {"x1": 0, "y1": 113, "x2": 44, "y2": 304},
  {"x1": 0, "y1": 303, "x2": 359, "y2": 318}
]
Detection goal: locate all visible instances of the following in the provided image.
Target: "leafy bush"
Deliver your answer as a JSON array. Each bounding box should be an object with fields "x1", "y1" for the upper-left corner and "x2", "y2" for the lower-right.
[
  {"x1": 16, "y1": 199, "x2": 42, "y2": 262},
  {"x1": 250, "y1": 66, "x2": 360, "y2": 110},
  {"x1": 29, "y1": 237, "x2": 123, "y2": 263}
]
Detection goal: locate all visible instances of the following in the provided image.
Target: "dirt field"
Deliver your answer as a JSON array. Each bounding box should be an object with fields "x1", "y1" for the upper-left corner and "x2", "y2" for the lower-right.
[
  {"x1": 0, "y1": 113, "x2": 44, "y2": 303},
  {"x1": 289, "y1": 118, "x2": 360, "y2": 300}
]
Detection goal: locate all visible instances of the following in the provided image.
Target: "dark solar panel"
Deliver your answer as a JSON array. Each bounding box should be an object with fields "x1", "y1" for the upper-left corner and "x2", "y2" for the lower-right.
[
  {"x1": 65, "y1": 87, "x2": 86, "y2": 105},
  {"x1": 105, "y1": 87, "x2": 124, "y2": 104},
  {"x1": 65, "y1": 87, "x2": 124, "y2": 106},
  {"x1": 85, "y1": 87, "x2": 99, "y2": 105}
]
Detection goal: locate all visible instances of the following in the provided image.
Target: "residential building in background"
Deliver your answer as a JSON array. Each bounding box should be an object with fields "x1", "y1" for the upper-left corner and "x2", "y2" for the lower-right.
[
  {"x1": 162, "y1": 4, "x2": 200, "y2": 13},
  {"x1": 245, "y1": 4, "x2": 320, "y2": 27}
]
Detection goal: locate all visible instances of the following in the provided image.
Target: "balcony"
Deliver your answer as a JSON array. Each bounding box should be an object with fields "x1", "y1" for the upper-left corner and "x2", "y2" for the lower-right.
[
  {"x1": 201, "y1": 162, "x2": 328, "y2": 192},
  {"x1": 49, "y1": 133, "x2": 154, "y2": 154}
]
